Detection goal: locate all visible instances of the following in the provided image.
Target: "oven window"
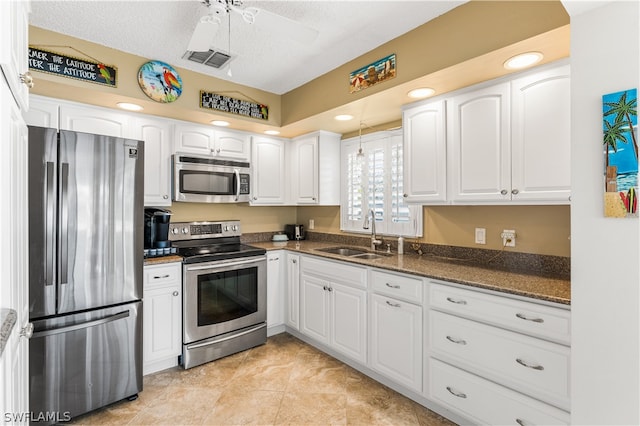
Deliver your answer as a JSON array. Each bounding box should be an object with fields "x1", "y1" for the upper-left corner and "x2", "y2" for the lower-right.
[
  {"x1": 197, "y1": 267, "x2": 258, "y2": 326},
  {"x1": 180, "y1": 170, "x2": 234, "y2": 195}
]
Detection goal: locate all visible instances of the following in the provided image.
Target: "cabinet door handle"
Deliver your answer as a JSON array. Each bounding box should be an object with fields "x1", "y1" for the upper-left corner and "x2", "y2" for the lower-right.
[
  {"x1": 385, "y1": 283, "x2": 400, "y2": 289},
  {"x1": 500, "y1": 189, "x2": 508, "y2": 195},
  {"x1": 153, "y1": 274, "x2": 170, "y2": 279},
  {"x1": 446, "y1": 297, "x2": 467, "y2": 305},
  {"x1": 172, "y1": 291, "x2": 179, "y2": 297},
  {"x1": 515, "y1": 313, "x2": 544, "y2": 323},
  {"x1": 446, "y1": 386, "x2": 467, "y2": 399},
  {"x1": 328, "y1": 287, "x2": 333, "y2": 292},
  {"x1": 445, "y1": 335, "x2": 467, "y2": 345},
  {"x1": 516, "y1": 358, "x2": 544, "y2": 371},
  {"x1": 163, "y1": 195, "x2": 169, "y2": 199},
  {"x1": 292, "y1": 259, "x2": 297, "y2": 264},
  {"x1": 386, "y1": 301, "x2": 401, "y2": 308},
  {"x1": 512, "y1": 189, "x2": 519, "y2": 195},
  {"x1": 323, "y1": 285, "x2": 328, "y2": 291},
  {"x1": 515, "y1": 419, "x2": 530, "y2": 426}
]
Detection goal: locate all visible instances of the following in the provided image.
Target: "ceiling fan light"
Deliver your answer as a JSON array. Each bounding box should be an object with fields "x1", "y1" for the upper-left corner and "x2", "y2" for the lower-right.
[
  {"x1": 408, "y1": 87, "x2": 435, "y2": 99},
  {"x1": 504, "y1": 52, "x2": 543, "y2": 70}
]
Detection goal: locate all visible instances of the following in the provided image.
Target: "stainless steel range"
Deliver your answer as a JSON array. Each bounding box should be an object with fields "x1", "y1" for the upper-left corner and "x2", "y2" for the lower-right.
[{"x1": 169, "y1": 220, "x2": 267, "y2": 369}]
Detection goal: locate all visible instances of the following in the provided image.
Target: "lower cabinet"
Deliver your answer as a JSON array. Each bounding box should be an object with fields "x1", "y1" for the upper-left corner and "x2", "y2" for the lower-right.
[
  {"x1": 143, "y1": 262, "x2": 182, "y2": 375},
  {"x1": 266, "y1": 251, "x2": 284, "y2": 332},
  {"x1": 299, "y1": 256, "x2": 367, "y2": 364},
  {"x1": 284, "y1": 253, "x2": 300, "y2": 330}
]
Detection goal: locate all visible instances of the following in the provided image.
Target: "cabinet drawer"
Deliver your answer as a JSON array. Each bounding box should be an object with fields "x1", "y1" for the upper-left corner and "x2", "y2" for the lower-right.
[
  {"x1": 301, "y1": 255, "x2": 367, "y2": 288},
  {"x1": 430, "y1": 310, "x2": 570, "y2": 410},
  {"x1": 429, "y1": 358, "x2": 570, "y2": 425},
  {"x1": 144, "y1": 262, "x2": 181, "y2": 288},
  {"x1": 430, "y1": 281, "x2": 570, "y2": 344},
  {"x1": 371, "y1": 269, "x2": 423, "y2": 303}
]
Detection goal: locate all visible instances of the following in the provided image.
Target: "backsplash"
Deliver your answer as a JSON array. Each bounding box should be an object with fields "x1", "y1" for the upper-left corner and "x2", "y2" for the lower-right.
[{"x1": 242, "y1": 231, "x2": 570, "y2": 280}]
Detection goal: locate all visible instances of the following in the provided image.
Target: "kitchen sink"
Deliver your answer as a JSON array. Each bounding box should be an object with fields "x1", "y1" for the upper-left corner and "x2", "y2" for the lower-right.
[
  {"x1": 315, "y1": 247, "x2": 369, "y2": 256},
  {"x1": 351, "y1": 253, "x2": 388, "y2": 260}
]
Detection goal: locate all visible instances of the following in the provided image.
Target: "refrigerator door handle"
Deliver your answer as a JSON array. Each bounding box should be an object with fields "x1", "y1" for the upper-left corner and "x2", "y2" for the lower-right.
[
  {"x1": 45, "y1": 161, "x2": 55, "y2": 286},
  {"x1": 32, "y1": 310, "x2": 130, "y2": 338},
  {"x1": 60, "y1": 162, "x2": 69, "y2": 285}
]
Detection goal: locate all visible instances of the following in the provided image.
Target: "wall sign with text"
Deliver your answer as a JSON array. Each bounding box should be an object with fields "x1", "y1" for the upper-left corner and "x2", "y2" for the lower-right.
[
  {"x1": 28, "y1": 47, "x2": 117, "y2": 87},
  {"x1": 200, "y1": 91, "x2": 269, "y2": 121}
]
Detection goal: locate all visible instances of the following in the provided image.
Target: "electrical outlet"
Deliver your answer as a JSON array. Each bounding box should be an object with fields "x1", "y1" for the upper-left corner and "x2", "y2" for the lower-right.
[
  {"x1": 501, "y1": 229, "x2": 516, "y2": 247},
  {"x1": 475, "y1": 228, "x2": 486, "y2": 244},
  {"x1": 308, "y1": 219, "x2": 315, "y2": 230}
]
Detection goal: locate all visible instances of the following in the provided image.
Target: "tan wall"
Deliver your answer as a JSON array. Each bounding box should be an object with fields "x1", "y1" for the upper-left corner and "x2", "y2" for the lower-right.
[{"x1": 297, "y1": 205, "x2": 571, "y2": 257}]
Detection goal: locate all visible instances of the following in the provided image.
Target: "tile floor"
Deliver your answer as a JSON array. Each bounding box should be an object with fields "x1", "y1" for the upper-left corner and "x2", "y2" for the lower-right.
[{"x1": 72, "y1": 333, "x2": 456, "y2": 425}]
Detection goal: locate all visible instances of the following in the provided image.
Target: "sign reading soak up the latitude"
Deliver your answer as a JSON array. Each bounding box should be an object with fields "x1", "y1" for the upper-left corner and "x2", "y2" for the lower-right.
[{"x1": 28, "y1": 47, "x2": 117, "y2": 87}]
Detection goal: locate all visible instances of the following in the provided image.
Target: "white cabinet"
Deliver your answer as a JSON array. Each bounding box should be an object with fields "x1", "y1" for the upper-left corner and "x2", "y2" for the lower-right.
[
  {"x1": 251, "y1": 136, "x2": 287, "y2": 204},
  {"x1": 284, "y1": 253, "x2": 300, "y2": 330},
  {"x1": 369, "y1": 270, "x2": 423, "y2": 392},
  {"x1": 23, "y1": 95, "x2": 59, "y2": 128},
  {"x1": 132, "y1": 116, "x2": 173, "y2": 207},
  {"x1": 174, "y1": 122, "x2": 251, "y2": 160},
  {"x1": 447, "y1": 62, "x2": 571, "y2": 204},
  {"x1": 290, "y1": 131, "x2": 341, "y2": 205},
  {"x1": 427, "y1": 279, "x2": 571, "y2": 422},
  {"x1": 448, "y1": 82, "x2": 511, "y2": 203},
  {"x1": 143, "y1": 262, "x2": 182, "y2": 375},
  {"x1": 59, "y1": 101, "x2": 132, "y2": 138},
  {"x1": 402, "y1": 99, "x2": 447, "y2": 203},
  {"x1": 511, "y1": 64, "x2": 571, "y2": 202},
  {"x1": 266, "y1": 250, "x2": 284, "y2": 332},
  {"x1": 0, "y1": 0, "x2": 30, "y2": 111},
  {"x1": 300, "y1": 256, "x2": 367, "y2": 364}
]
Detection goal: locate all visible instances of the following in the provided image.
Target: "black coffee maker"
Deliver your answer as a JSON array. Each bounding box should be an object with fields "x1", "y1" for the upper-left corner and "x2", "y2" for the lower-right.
[{"x1": 144, "y1": 208, "x2": 172, "y2": 249}]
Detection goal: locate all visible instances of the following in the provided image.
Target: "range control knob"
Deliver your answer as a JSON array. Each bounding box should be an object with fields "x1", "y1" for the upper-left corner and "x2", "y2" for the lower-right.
[
  {"x1": 181, "y1": 227, "x2": 189, "y2": 234},
  {"x1": 232, "y1": 225, "x2": 239, "y2": 231},
  {"x1": 171, "y1": 227, "x2": 179, "y2": 235}
]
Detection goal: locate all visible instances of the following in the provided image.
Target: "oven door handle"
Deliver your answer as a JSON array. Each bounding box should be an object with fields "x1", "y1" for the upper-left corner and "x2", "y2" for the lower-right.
[
  {"x1": 186, "y1": 323, "x2": 266, "y2": 350},
  {"x1": 185, "y1": 257, "x2": 265, "y2": 271}
]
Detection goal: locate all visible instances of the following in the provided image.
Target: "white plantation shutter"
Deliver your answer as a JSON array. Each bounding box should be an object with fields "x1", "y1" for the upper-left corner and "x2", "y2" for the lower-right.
[{"x1": 341, "y1": 130, "x2": 422, "y2": 237}]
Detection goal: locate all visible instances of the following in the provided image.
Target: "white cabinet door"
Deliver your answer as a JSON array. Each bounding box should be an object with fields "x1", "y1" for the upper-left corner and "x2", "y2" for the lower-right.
[
  {"x1": 266, "y1": 251, "x2": 284, "y2": 329},
  {"x1": 0, "y1": 0, "x2": 30, "y2": 111},
  {"x1": 370, "y1": 293, "x2": 423, "y2": 392},
  {"x1": 133, "y1": 117, "x2": 173, "y2": 207},
  {"x1": 174, "y1": 122, "x2": 215, "y2": 155},
  {"x1": 251, "y1": 136, "x2": 286, "y2": 204},
  {"x1": 511, "y1": 64, "x2": 571, "y2": 203},
  {"x1": 300, "y1": 273, "x2": 330, "y2": 343},
  {"x1": 23, "y1": 95, "x2": 59, "y2": 128},
  {"x1": 215, "y1": 129, "x2": 251, "y2": 161},
  {"x1": 402, "y1": 99, "x2": 447, "y2": 203},
  {"x1": 143, "y1": 263, "x2": 182, "y2": 375},
  {"x1": 291, "y1": 134, "x2": 319, "y2": 204},
  {"x1": 448, "y1": 82, "x2": 511, "y2": 202},
  {"x1": 285, "y1": 253, "x2": 300, "y2": 330},
  {"x1": 329, "y1": 282, "x2": 367, "y2": 364},
  {"x1": 59, "y1": 102, "x2": 131, "y2": 138}
]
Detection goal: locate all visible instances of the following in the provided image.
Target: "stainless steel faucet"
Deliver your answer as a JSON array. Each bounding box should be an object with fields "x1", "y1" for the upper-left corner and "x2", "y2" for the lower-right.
[{"x1": 363, "y1": 208, "x2": 382, "y2": 251}]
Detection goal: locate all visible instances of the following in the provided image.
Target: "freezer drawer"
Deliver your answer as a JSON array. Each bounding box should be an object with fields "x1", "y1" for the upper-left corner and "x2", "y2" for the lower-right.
[{"x1": 29, "y1": 302, "x2": 142, "y2": 423}]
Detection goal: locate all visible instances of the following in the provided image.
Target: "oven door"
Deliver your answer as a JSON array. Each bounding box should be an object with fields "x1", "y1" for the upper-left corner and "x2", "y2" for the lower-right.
[{"x1": 183, "y1": 255, "x2": 266, "y2": 344}]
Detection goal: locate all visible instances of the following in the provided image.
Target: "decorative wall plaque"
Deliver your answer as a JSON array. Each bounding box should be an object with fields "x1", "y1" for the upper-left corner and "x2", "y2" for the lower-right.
[{"x1": 200, "y1": 91, "x2": 269, "y2": 120}]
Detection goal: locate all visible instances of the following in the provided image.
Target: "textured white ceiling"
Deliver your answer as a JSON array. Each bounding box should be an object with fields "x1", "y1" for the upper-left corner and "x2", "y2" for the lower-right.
[{"x1": 29, "y1": 0, "x2": 466, "y2": 94}]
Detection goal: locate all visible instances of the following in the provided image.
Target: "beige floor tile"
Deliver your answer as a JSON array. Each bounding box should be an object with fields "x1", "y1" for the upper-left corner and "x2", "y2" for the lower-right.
[
  {"x1": 204, "y1": 388, "x2": 284, "y2": 425},
  {"x1": 275, "y1": 392, "x2": 347, "y2": 425},
  {"x1": 286, "y1": 352, "x2": 348, "y2": 394}
]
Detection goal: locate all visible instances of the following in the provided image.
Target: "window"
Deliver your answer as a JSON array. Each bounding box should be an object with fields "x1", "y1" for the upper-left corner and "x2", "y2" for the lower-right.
[{"x1": 341, "y1": 129, "x2": 422, "y2": 237}]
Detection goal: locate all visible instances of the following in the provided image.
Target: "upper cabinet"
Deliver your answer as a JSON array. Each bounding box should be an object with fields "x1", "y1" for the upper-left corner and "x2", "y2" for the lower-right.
[
  {"x1": 59, "y1": 102, "x2": 131, "y2": 138},
  {"x1": 403, "y1": 61, "x2": 571, "y2": 205},
  {"x1": 251, "y1": 136, "x2": 287, "y2": 205},
  {"x1": 290, "y1": 131, "x2": 341, "y2": 205},
  {"x1": 174, "y1": 122, "x2": 251, "y2": 161},
  {"x1": 0, "y1": 0, "x2": 30, "y2": 111},
  {"x1": 402, "y1": 99, "x2": 447, "y2": 203},
  {"x1": 132, "y1": 116, "x2": 173, "y2": 207},
  {"x1": 23, "y1": 95, "x2": 59, "y2": 129}
]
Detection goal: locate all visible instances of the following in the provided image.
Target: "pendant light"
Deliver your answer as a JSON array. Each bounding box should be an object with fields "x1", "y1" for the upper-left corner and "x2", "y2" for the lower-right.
[
  {"x1": 227, "y1": 12, "x2": 232, "y2": 77},
  {"x1": 357, "y1": 121, "x2": 365, "y2": 157}
]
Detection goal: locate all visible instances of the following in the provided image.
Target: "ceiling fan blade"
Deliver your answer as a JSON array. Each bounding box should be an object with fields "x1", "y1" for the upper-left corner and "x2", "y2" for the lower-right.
[
  {"x1": 250, "y1": 7, "x2": 318, "y2": 44},
  {"x1": 187, "y1": 15, "x2": 221, "y2": 52}
]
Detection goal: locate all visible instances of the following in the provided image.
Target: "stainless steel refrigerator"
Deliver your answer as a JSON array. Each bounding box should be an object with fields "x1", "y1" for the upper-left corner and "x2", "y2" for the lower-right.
[{"x1": 27, "y1": 126, "x2": 144, "y2": 422}]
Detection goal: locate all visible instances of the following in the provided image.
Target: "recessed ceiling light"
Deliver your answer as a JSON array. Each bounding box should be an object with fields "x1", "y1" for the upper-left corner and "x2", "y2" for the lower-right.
[
  {"x1": 264, "y1": 130, "x2": 280, "y2": 135},
  {"x1": 117, "y1": 102, "x2": 143, "y2": 111},
  {"x1": 211, "y1": 120, "x2": 230, "y2": 127},
  {"x1": 504, "y1": 52, "x2": 544, "y2": 70},
  {"x1": 335, "y1": 114, "x2": 354, "y2": 121},
  {"x1": 408, "y1": 87, "x2": 435, "y2": 99}
]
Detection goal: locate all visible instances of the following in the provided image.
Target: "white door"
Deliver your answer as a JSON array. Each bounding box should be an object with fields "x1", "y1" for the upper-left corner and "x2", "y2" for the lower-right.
[
  {"x1": 329, "y1": 282, "x2": 367, "y2": 364},
  {"x1": 215, "y1": 129, "x2": 251, "y2": 160},
  {"x1": 251, "y1": 137, "x2": 286, "y2": 204},
  {"x1": 299, "y1": 274, "x2": 329, "y2": 343},
  {"x1": 133, "y1": 117, "x2": 173, "y2": 206},
  {"x1": 292, "y1": 135, "x2": 319, "y2": 204},
  {"x1": 174, "y1": 122, "x2": 215, "y2": 155},
  {"x1": 266, "y1": 251, "x2": 284, "y2": 328},
  {"x1": 285, "y1": 254, "x2": 300, "y2": 330},
  {"x1": 59, "y1": 102, "x2": 131, "y2": 138}
]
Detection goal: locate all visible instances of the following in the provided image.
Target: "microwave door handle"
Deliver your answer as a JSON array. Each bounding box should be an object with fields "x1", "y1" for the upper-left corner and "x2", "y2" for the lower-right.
[{"x1": 234, "y1": 168, "x2": 240, "y2": 201}]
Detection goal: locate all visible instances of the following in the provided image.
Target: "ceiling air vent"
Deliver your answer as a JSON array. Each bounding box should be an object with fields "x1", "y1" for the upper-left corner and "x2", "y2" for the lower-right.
[{"x1": 184, "y1": 50, "x2": 231, "y2": 68}]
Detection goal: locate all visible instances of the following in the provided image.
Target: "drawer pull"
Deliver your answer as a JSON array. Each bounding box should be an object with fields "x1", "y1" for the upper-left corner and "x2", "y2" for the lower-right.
[
  {"x1": 515, "y1": 419, "x2": 530, "y2": 426},
  {"x1": 153, "y1": 274, "x2": 170, "y2": 279},
  {"x1": 385, "y1": 283, "x2": 401, "y2": 289},
  {"x1": 446, "y1": 386, "x2": 467, "y2": 399},
  {"x1": 386, "y1": 301, "x2": 401, "y2": 308},
  {"x1": 516, "y1": 358, "x2": 544, "y2": 371},
  {"x1": 446, "y1": 297, "x2": 467, "y2": 305},
  {"x1": 445, "y1": 335, "x2": 467, "y2": 345},
  {"x1": 516, "y1": 313, "x2": 544, "y2": 323}
]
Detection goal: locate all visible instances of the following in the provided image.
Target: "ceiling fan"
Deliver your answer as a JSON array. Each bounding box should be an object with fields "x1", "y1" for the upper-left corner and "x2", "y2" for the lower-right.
[{"x1": 187, "y1": 0, "x2": 319, "y2": 52}]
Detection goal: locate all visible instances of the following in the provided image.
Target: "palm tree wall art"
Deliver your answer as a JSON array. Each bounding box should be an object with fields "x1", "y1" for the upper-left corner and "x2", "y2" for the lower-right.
[{"x1": 603, "y1": 88, "x2": 638, "y2": 217}]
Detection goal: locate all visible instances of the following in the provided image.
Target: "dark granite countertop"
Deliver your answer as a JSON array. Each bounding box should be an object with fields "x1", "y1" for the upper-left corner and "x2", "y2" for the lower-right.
[{"x1": 251, "y1": 240, "x2": 571, "y2": 306}]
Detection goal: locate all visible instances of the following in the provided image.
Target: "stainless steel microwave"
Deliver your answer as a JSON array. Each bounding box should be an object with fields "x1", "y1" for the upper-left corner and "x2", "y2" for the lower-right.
[{"x1": 172, "y1": 153, "x2": 251, "y2": 203}]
